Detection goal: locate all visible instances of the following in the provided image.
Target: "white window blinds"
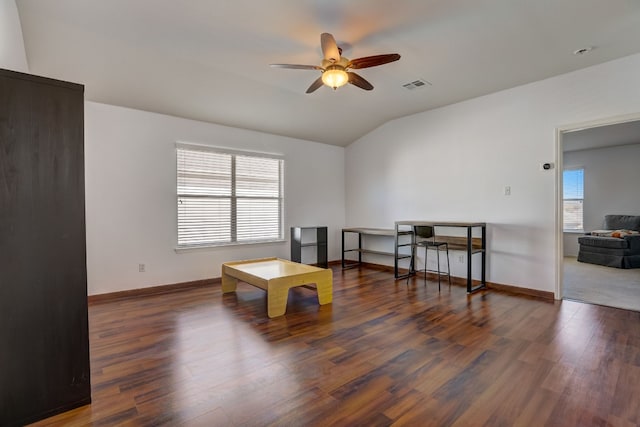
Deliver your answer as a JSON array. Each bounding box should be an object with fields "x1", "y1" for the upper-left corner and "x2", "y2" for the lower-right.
[
  {"x1": 177, "y1": 145, "x2": 283, "y2": 247},
  {"x1": 563, "y1": 168, "x2": 584, "y2": 231}
]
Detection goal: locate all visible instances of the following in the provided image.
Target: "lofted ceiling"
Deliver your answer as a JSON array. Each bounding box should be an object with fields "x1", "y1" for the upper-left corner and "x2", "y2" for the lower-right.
[{"x1": 15, "y1": 0, "x2": 640, "y2": 147}]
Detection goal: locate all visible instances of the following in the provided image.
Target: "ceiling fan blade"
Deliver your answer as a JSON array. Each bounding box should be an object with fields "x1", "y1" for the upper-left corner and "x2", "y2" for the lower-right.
[
  {"x1": 321, "y1": 33, "x2": 341, "y2": 63},
  {"x1": 347, "y1": 54, "x2": 401, "y2": 69},
  {"x1": 270, "y1": 64, "x2": 323, "y2": 70},
  {"x1": 348, "y1": 72, "x2": 374, "y2": 91},
  {"x1": 306, "y1": 76, "x2": 324, "y2": 94}
]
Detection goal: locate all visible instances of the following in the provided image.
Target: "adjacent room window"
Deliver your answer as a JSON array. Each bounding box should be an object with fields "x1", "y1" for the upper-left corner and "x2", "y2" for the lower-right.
[
  {"x1": 563, "y1": 168, "x2": 584, "y2": 231},
  {"x1": 176, "y1": 144, "x2": 284, "y2": 247}
]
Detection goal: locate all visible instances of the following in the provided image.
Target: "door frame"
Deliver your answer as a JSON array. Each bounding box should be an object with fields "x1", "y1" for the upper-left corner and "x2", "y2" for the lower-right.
[{"x1": 555, "y1": 112, "x2": 640, "y2": 299}]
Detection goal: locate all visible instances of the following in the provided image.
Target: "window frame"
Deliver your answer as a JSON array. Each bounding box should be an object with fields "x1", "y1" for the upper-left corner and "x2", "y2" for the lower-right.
[
  {"x1": 175, "y1": 143, "x2": 285, "y2": 250},
  {"x1": 562, "y1": 167, "x2": 585, "y2": 232}
]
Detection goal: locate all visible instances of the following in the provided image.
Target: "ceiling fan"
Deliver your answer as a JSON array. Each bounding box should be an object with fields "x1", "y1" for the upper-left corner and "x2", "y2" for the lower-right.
[{"x1": 270, "y1": 33, "x2": 401, "y2": 93}]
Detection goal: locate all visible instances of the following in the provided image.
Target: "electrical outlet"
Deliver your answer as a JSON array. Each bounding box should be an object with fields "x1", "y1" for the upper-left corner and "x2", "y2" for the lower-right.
[
  {"x1": 504, "y1": 186, "x2": 511, "y2": 196},
  {"x1": 458, "y1": 255, "x2": 464, "y2": 263},
  {"x1": 138, "y1": 263, "x2": 145, "y2": 272}
]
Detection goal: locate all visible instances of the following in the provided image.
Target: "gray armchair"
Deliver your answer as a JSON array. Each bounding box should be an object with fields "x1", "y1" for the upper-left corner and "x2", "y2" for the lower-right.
[{"x1": 577, "y1": 215, "x2": 640, "y2": 268}]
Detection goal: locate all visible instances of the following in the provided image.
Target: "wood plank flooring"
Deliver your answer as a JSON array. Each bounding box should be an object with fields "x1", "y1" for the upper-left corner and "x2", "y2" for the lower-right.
[{"x1": 29, "y1": 265, "x2": 640, "y2": 426}]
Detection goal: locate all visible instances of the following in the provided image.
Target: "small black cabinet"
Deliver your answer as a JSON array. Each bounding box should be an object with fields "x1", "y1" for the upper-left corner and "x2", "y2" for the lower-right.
[{"x1": 290, "y1": 226, "x2": 328, "y2": 268}]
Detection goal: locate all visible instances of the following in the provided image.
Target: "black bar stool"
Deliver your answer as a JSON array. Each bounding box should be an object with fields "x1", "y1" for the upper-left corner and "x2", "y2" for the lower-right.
[{"x1": 408, "y1": 225, "x2": 451, "y2": 290}]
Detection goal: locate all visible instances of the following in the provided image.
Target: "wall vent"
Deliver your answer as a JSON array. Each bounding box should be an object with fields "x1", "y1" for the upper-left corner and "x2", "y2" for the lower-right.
[{"x1": 402, "y1": 79, "x2": 431, "y2": 90}]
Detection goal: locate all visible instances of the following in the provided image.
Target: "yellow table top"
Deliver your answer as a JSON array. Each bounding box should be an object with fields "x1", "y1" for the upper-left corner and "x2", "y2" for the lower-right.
[{"x1": 223, "y1": 258, "x2": 326, "y2": 280}]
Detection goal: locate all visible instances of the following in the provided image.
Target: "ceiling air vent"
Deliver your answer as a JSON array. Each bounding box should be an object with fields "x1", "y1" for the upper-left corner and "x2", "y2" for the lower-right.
[{"x1": 402, "y1": 79, "x2": 431, "y2": 90}]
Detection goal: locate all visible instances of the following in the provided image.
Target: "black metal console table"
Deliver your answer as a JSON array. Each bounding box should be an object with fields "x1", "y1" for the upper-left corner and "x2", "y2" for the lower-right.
[
  {"x1": 395, "y1": 221, "x2": 487, "y2": 293},
  {"x1": 342, "y1": 227, "x2": 413, "y2": 273}
]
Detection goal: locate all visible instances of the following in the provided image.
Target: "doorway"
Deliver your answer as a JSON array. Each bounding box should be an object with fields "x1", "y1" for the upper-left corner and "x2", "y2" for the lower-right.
[{"x1": 557, "y1": 116, "x2": 640, "y2": 311}]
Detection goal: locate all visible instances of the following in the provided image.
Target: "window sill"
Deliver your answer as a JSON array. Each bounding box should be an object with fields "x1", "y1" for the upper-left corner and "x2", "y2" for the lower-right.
[
  {"x1": 563, "y1": 229, "x2": 585, "y2": 234},
  {"x1": 175, "y1": 239, "x2": 286, "y2": 253}
]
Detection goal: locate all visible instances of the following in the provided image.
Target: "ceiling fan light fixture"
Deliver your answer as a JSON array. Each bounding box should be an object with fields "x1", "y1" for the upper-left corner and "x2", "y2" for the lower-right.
[
  {"x1": 271, "y1": 32, "x2": 400, "y2": 93},
  {"x1": 322, "y1": 65, "x2": 348, "y2": 89}
]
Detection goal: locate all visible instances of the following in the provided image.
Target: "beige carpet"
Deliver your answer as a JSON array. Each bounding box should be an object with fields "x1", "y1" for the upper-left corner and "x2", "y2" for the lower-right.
[{"x1": 563, "y1": 256, "x2": 640, "y2": 311}]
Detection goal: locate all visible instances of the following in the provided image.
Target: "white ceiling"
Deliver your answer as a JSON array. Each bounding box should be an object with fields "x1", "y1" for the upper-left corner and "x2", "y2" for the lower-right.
[
  {"x1": 563, "y1": 119, "x2": 640, "y2": 152},
  {"x1": 15, "y1": 0, "x2": 640, "y2": 147}
]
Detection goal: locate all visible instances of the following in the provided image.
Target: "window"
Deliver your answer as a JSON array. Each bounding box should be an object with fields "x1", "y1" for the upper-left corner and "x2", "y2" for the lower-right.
[
  {"x1": 563, "y1": 168, "x2": 584, "y2": 231},
  {"x1": 177, "y1": 144, "x2": 283, "y2": 247}
]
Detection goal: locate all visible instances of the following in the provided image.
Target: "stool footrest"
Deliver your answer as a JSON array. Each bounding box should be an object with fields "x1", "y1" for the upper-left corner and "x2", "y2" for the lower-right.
[{"x1": 407, "y1": 244, "x2": 452, "y2": 291}]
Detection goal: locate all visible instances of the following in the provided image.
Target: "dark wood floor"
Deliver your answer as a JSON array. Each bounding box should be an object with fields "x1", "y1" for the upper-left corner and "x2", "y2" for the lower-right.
[{"x1": 30, "y1": 265, "x2": 640, "y2": 426}]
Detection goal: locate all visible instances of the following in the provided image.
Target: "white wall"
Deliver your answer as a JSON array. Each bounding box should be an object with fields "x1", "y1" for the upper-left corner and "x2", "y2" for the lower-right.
[
  {"x1": 85, "y1": 102, "x2": 345, "y2": 295},
  {"x1": 345, "y1": 53, "x2": 640, "y2": 294},
  {"x1": 563, "y1": 233, "x2": 581, "y2": 258},
  {"x1": 2, "y1": 1, "x2": 345, "y2": 296},
  {"x1": 563, "y1": 143, "x2": 640, "y2": 256},
  {"x1": 0, "y1": 0, "x2": 28, "y2": 72}
]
